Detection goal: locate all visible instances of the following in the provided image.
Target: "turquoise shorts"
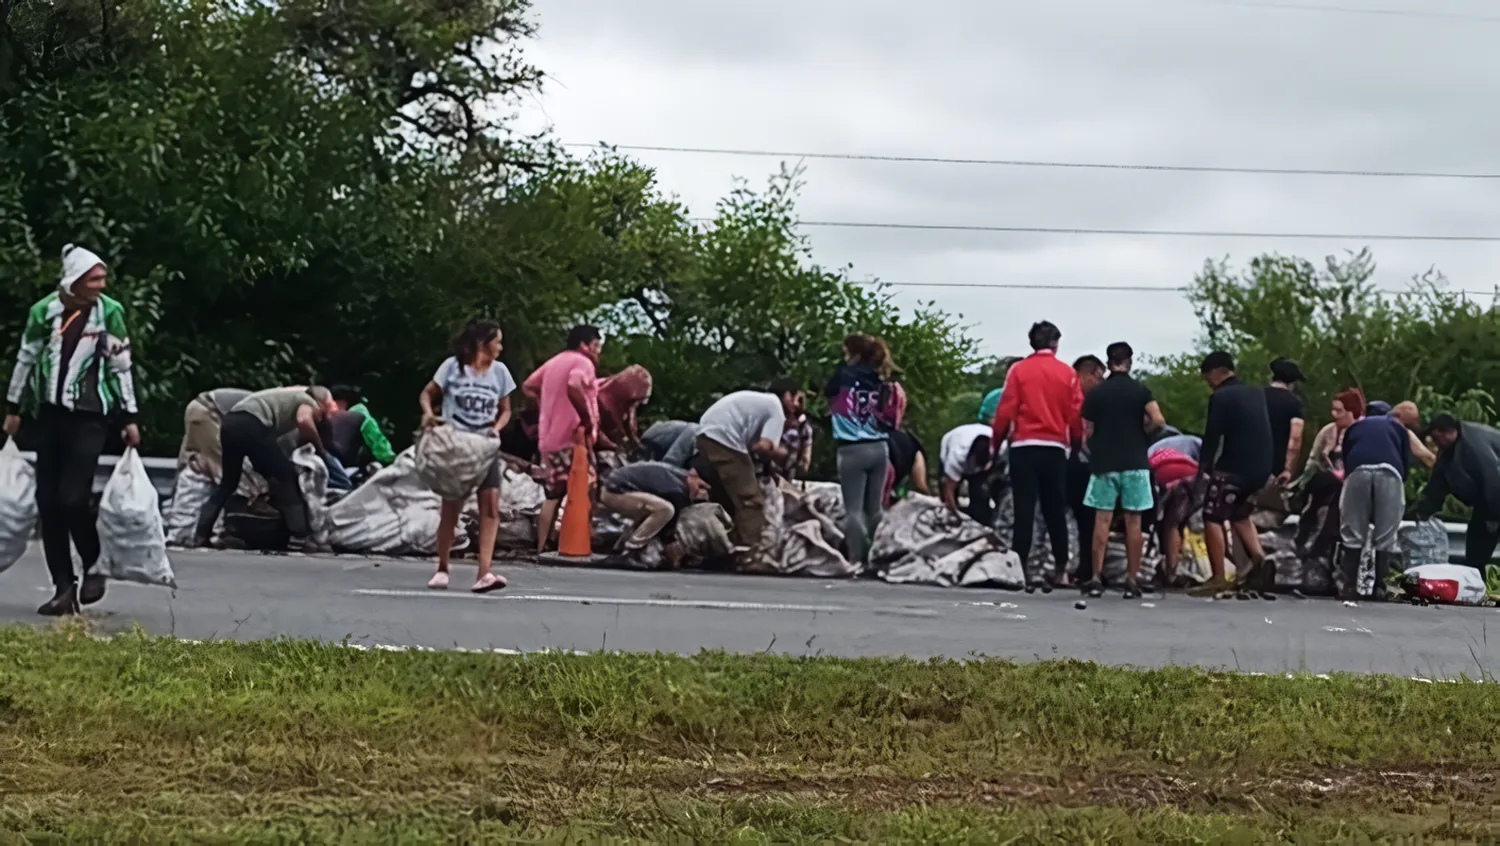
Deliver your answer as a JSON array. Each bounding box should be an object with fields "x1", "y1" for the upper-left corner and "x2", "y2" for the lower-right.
[{"x1": 1084, "y1": 469, "x2": 1154, "y2": 512}]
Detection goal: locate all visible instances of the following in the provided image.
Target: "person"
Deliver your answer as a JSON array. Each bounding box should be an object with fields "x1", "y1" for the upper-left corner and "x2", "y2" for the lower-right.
[
  {"x1": 759, "y1": 410, "x2": 813, "y2": 481},
  {"x1": 1066, "y1": 354, "x2": 1106, "y2": 585},
  {"x1": 1391, "y1": 401, "x2": 1438, "y2": 469},
  {"x1": 884, "y1": 427, "x2": 929, "y2": 504},
  {"x1": 1339, "y1": 408, "x2": 1410, "y2": 600},
  {"x1": 639, "y1": 419, "x2": 698, "y2": 468},
  {"x1": 825, "y1": 334, "x2": 895, "y2": 564},
  {"x1": 1192, "y1": 351, "x2": 1274, "y2": 599},
  {"x1": 1265, "y1": 358, "x2": 1306, "y2": 490},
  {"x1": 599, "y1": 461, "x2": 710, "y2": 566},
  {"x1": 940, "y1": 421, "x2": 998, "y2": 524},
  {"x1": 194, "y1": 386, "x2": 336, "y2": 551},
  {"x1": 1079, "y1": 342, "x2": 1165, "y2": 599},
  {"x1": 1415, "y1": 414, "x2": 1500, "y2": 572},
  {"x1": 4, "y1": 244, "x2": 140, "y2": 616},
  {"x1": 692, "y1": 380, "x2": 803, "y2": 564},
  {"x1": 317, "y1": 408, "x2": 368, "y2": 491},
  {"x1": 991, "y1": 321, "x2": 1083, "y2": 587},
  {"x1": 523, "y1": 325, "x2": 611, "y2": 554},
  {"x1": 498, "y1": 408, "x2": 541, "y2": 469},
  {"x1": 597, "y1": 365, "x2": 653, "y2": 448},
  {"x1": 418, "y1": 319, "x2": 514, "y2": 593},
  {"x1": 179, "y1": 388, "x2": 251, "y2": 482},
  {"x1": 1148, "y1": 431, "x2": 1201, "y2": 586},
  {"x1": 1293, "y1": 389, "x2": 1364, "y2": 561},
  {"x1": 331, "y1": 386, "x2": 396, "y2": 467},
  {"x1": 978, "y1": 387, "x2": 1003, "y2": 428}
]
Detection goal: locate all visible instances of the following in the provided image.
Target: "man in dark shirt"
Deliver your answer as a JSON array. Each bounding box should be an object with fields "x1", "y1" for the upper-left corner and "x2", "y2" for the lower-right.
[
  {"x1": 1194, "y1": 351, "x2": 1275, "y2": 599},
  {"x1": 1417, "y1": 414, "x2": 1500, "y2": 571},
  {"x1": 1079, "y1": 343, "x2": 1165, "y2": 598},
  {"x1": 1066, "y1": 355, "x2": 1106, "y2": 585},
  {"x1": 1263, "y1": 358, "x2": 1306, "y2": 492},
  {"x1": 599, "y1": 461, "x2": 710, "y2": 564}
]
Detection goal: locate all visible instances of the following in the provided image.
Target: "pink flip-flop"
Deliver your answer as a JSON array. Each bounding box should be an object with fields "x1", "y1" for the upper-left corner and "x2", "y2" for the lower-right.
[
  {"x1": 427, "y1": 571, "x2": 450, "y2": 590},
  {"x1": 471, "y1": 573, "x2": 508, "y2": 594}
]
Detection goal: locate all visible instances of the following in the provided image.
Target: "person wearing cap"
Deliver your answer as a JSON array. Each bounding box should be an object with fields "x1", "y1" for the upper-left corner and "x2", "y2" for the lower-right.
[
  {"x1": 4, "y1": 245, "x2": 141, "y2": 616},
  {"x1": 1415, "y1": 414, "x2": 1500, "y2": 571},
  {"x1": 1265, "y1": 358, "x2": 1306, "y2": 489},
  {"x1": 1338, "y1": 400, "x2": 1410, "y2": 599}
]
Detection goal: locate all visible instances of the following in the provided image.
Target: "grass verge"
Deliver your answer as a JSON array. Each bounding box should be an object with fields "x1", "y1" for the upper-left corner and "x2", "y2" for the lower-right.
[{"x1": 0, "y1": 625, "x2": 1496, "y2": 842}]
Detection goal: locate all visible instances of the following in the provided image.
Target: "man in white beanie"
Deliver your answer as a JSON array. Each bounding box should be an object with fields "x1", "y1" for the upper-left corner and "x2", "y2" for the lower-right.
[{"x1": 4, "y1": 244, "x2": 141, "y2": 616}]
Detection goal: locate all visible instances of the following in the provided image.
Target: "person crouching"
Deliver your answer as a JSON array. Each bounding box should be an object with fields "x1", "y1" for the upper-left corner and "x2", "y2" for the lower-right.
[{"x1": 599, "y1": 461, "x2": 710, "y2": 567}]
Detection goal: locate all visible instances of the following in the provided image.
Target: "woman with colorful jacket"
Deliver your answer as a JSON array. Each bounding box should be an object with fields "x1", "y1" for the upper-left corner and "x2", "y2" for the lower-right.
[
  {"x1": 4, "y1": 245, "x2": 140, "y2": 616},
  {"x1": 824, "y1": 334, "x2": 897, "y2": 565}
]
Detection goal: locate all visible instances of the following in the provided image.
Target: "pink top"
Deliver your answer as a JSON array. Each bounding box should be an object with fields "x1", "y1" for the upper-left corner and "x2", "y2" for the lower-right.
[{"x1": 526, "y1": 350, "x2": 599, "y2": 454}]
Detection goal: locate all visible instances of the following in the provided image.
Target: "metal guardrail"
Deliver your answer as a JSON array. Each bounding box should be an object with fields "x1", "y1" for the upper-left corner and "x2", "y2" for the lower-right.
[{"x1": 17, "y1": 451, "x2": 179, "y2": 501}]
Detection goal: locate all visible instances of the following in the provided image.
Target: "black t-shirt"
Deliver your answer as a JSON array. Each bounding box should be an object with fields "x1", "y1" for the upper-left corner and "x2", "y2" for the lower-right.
[
  {"x1": 1081, "y1": 371, "x2": 1155, "y2": 473},
  {"x1": 1202, "y1": 376, "x2": 1274, "y2": 482},
  {"x1": 887, "y1": 429, "x2": 923, "y2": 484},
  {"x1": 1263, "y1": 386, "x2": 1304, "y2": 475}
]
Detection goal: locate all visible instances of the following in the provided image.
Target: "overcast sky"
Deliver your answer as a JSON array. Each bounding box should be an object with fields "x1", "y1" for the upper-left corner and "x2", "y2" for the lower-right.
[{"x1": 514, "y1": 0, "x2": 1500, "y2": 366}]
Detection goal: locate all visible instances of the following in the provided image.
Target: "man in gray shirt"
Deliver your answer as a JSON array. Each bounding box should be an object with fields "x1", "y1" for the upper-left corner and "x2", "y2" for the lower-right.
[{"x1": 639, "y1": 419, "x2": 698, "y2": 467}]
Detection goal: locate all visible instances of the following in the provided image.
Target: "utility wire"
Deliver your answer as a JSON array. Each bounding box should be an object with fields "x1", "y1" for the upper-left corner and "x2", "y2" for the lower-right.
[
  {"x1": 860, "y1": 280, "x2": 1498, "y2": 297},
  {"x1": 569, "y1": 143, "x2": 1500, "y2": 180},
  {"x1": 1192, "y1": 0, "x2": 1500, "y2": 24},
  {"x1": 793, "y1": 220, "x2": 1500, "y2": 242}
]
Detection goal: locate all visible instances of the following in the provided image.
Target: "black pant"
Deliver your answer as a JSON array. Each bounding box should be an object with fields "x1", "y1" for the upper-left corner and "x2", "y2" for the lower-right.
[
  {"x1": 1066, "y1": 456, "x2": 1093, "y2": 582},
  {"x1": 196, "y1": 411, "x2": 308, "y2": 540},
  {"x1": 1009, "y1": 445, "x2": 1071, "y2": 577},
  {"x1": 33, "y1": 406, "x2": 108, "y2": 589},
  {"x1": 1466, "y1": 518, "x2": 1499, "y2": 572}
]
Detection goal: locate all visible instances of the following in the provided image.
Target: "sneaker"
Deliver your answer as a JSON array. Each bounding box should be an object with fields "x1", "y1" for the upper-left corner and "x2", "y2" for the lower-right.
[
  {"x1": 1082, "y1": 578, "x2": 1105, "y2": 599},
  {"x1": 1187, "y1": 577, "x2": 1233, "y2": 597},
  {"x1": 427, "y1": 571, "x2": 450, "y2": 590},
  {"x1": 79, "y1": 573, "x2": 107, "y2": 606},
  {"x1": 1122, "y1": 580, "x2": 1142, "y2": 600},
  {"x1": 471, "y1": 572, "x2": 508, "y2": 594},
  {"x1": 38, "y1": 586, "x2": 79, "y2": 617}
]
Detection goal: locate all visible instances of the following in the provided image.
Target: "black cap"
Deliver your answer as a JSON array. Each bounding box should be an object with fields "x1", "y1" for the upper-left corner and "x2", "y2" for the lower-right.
[
  {"x1": 1200, "y1": 350, "x2": 1235, "y2": 374},
  {"x1": 1269, "y1": 357, "x2": 1305, "y2": 383},
  {"x1": 1420, "y1": 412, "x2": 1461, "y2": 439}
]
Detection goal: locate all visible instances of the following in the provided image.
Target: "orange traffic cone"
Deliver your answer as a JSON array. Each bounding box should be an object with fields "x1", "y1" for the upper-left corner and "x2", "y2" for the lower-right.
[{"x1": 557, "y1": 427, "x2": 593, "y2": 558}]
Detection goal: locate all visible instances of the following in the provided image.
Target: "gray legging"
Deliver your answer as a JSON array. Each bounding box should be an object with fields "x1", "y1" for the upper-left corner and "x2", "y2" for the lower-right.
[
  {"x1": 837, "y1": 440, "x2": 889, "y2": 564},
  {"x1": 1339, "y1": 465, "x2": 1404, "y2": 552}
]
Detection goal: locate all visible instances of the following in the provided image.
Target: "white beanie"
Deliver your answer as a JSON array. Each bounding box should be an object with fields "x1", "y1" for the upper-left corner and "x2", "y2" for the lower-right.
[{"x1": 59, "y1": 244, "x2": 106, "y2": 296}]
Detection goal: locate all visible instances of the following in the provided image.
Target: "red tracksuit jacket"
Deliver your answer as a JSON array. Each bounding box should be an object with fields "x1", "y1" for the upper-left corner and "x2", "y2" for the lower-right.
[{"x1": 991, "y1": 350, "x2": 1084, "y2": 449}]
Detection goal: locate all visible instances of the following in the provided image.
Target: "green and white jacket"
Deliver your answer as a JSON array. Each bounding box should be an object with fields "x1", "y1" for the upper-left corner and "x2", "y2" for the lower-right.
[{"x1": 6, "y1": 292, "x2": 138, "y2": 419}]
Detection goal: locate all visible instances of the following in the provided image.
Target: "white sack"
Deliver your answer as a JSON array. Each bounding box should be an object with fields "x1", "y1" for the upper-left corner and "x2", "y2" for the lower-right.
[
  {"x1": 415, "y1": 425, "x2": 500, "y2": 501},
  {"x1": 0, "y1": 440, "x2": 37, "y2": 574},
  {"x1": 870, "y1": 495, "x2": 1024, "y2": 589},
  {"x1": 98, "y1": 448, "x2": 176, "y2": 588},
  {"x1": 163, "y1": 467, "x2": 216, "y2": 546},
  {"x1": 1402, "y1": 563, "x2": 1488, "y2": 606}
]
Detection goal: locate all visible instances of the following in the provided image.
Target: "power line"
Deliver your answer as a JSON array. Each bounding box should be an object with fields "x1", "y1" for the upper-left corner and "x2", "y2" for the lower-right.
[
  {"x1": 568, "y1": 143, "x2": 1500, "y2": 180},
  {"x1": 859, "y1": 280, "x2": 1499, "y2": 297},
  {"x1": 795, "y1": 220, "x2": 1500, "y2": 242},
  {"x1": 1193, "y1": 0, "x2": 1500, "y2": 24}
]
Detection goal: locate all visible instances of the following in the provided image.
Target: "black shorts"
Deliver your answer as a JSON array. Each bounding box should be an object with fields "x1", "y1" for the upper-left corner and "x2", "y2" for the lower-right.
[{"x1": 1201, "y1": 472, "x2": 1262, "y2": 524}]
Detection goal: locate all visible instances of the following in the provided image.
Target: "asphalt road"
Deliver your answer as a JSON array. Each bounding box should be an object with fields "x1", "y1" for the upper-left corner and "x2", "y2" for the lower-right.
[{"x1": 3, "y1": 546, "x2": 1498, "y2": 678}]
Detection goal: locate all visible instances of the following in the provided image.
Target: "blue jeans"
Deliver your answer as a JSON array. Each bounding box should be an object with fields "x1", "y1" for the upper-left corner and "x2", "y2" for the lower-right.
[{"x1": 324, "y1": 453, "x2": 354, "y2": 491}]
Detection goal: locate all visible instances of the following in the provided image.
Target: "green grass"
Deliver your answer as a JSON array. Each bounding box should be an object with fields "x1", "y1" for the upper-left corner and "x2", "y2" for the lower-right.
[{"x1": 1, "y1": 625, "x2": 1497, "y2": 842}]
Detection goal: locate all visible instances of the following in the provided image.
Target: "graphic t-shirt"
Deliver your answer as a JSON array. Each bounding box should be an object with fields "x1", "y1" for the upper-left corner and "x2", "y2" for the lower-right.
[
  {"x1": 433, "y1": 357, "x2": 516, "y2": 434},
  {"x1": 824, "y1": 363, "x2": 889, "y2": 443}
]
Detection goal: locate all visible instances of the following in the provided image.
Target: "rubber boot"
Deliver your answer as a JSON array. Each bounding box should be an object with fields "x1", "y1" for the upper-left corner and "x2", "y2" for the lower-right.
[
  {"x1": 1374, "y1": 551, "x2": 1400, "y2": 602},
  {"x1": 1337, "y1": 546, "x2": 1362, "y2": 601}
]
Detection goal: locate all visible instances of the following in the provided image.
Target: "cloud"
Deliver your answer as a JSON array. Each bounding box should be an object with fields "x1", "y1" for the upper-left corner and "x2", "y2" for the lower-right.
[{"x1": 517, "y1": 0, "x2": 1500, "y2": 362}]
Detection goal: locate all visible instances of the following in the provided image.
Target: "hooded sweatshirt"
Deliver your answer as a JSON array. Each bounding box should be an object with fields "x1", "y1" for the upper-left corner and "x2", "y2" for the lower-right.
[{"x1": 6, "y1": 245, "x2": 137, "y2": 420}]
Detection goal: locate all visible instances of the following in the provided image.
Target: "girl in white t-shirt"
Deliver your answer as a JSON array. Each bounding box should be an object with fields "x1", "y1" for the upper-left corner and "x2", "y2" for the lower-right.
[{"x1": 418, "y1": 319, "x2": 516, "y2": 593}]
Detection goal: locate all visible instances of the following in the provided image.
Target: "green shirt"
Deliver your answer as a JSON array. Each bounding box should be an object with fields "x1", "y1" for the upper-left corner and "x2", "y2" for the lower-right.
[
  {"x1": 7, "y1": 292, "x2": 137, "y2": 418},
  {"x1": 349, "y1": 402, "x2": 396, "y2": 465}
]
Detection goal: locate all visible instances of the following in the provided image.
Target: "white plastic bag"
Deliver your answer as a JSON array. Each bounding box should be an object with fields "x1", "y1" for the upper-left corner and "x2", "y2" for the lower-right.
[
  {"x1": 99, "y1": 448, "x2": 176, "y2": 588},
  {"x1": 1402, "y1": 563, "x2": 1486, "y2": 606},
  {"x1": 163, "y1": 466, "x2": 216, "y2": 546},
  {"x1": 414, "y1": 425, "x2": 500, "y2": 501},
  {"x1": 0, "y1": 440, "x2": 38, "y2": 574},
  {"x1": 1399, "y1": 518, "x2": 1449, "y2": 568}
]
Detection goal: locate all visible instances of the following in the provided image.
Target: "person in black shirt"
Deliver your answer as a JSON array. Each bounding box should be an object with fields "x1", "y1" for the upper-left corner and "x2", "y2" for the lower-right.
[
  {"x1": 884, "y1": 428, "x2": 929, "y2": 503},
  {"x1": 1264, "y1": 358, "x2": 1306, "y2": 492},
  {"x1": 1079, "y1": 343, "x2": 1165, "y2": 598},
  {"x1": 1194, "y1": 351, "x2": 1275, "y2": 599},
  {"x1": 1066, "y1": 355, "x2": 1106, "y2": 585}
]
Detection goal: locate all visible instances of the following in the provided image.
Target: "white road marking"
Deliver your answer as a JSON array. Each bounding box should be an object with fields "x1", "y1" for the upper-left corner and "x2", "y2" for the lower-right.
[{"x1": 351, "y1": 588, "x2": 847, "y2": 613}]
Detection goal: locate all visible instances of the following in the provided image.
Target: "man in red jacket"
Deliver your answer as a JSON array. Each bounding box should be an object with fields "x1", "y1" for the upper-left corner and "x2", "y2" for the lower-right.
[{"x1": 992, "y1": 321, "x2": 1085, "y2": 587}]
